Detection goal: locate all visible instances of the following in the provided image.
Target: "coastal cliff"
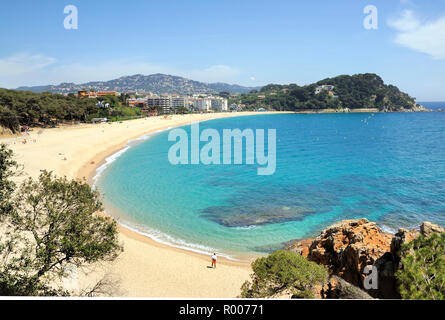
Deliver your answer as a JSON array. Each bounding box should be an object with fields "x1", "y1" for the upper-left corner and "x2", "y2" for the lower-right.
[{"x1": 286, "y1": 219, "x2": 444, "y2": 299}]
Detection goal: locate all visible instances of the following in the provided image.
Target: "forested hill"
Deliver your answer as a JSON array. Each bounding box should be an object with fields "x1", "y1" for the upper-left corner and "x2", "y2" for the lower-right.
[
  {"x1": 16, "y1": 74, "x2": 259, "y2": 95},
  {"x1": 240, "y1": 74, "x2": 421, "y2": 112}
]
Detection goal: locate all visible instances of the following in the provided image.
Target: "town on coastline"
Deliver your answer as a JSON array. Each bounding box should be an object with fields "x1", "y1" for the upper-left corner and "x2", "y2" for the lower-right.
[
  {"x1": 77, "y1": 89, "x2": 235, "y2": 116},
  {"x1": 58, "y1": 83, "x2": 348, "y2": 117},
  {"x1": 2, "y1": 73, "x2": 437, "y2": 136}
]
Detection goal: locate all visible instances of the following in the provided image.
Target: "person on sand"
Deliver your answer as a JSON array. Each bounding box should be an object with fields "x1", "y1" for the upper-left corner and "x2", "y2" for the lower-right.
[{"x1": 211, "y1": 253, "x2": 217, "y2": 268}]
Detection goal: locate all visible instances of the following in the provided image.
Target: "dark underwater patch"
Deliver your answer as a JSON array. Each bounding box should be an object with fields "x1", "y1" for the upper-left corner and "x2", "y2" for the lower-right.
[{"x1": 201, "y1": 206, "x2": 315, "y2": 227}]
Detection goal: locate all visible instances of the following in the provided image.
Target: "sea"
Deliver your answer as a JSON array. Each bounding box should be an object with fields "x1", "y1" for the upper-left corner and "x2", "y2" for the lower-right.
[{"x1": 95, "y1": 102, "x2": 445, "y2": 259}]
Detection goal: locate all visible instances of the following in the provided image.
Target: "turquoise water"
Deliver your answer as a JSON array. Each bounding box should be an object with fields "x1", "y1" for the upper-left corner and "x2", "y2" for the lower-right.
[{"x1": 96, "y1": 109, "x2": 445, "y2": 259}]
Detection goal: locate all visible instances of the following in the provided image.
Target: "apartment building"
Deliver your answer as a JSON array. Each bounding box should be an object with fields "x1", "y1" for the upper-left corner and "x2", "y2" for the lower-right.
[
  {"x1": 147, "y1": 96, "x2": 228, "y2": 113},
  {"x1": 210, "y1": 97, "x2": 228, "y2": 111},
  {"x1": 147, "y1": 97, "x2": 171, "y2": 113}
]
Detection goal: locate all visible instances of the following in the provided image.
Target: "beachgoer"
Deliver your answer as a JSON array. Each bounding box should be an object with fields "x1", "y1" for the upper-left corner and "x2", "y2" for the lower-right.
[{"x1": 211, "y1": 253, "x2": 217, "y2": 268}]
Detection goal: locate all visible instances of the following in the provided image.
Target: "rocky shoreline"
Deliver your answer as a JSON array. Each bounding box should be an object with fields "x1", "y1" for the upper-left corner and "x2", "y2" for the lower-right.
[{"x1": 285, "y1": 218, "x2": 444, "y2": 299}]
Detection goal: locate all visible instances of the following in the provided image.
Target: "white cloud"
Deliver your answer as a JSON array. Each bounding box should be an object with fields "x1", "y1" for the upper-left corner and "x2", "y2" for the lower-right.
[
  {"x1": 0, "y1": 53, "x2": 242, "y2": 88},
  {"x1": 0, "y1": 53, "x2": 56, "y2": 77},
  {"x1": 250, "y1": 76, "x2": 256, "y2": 81},
  {"x1": 388, "y1": 10, "x2": 420, "y2": 31},
  {"x1": 388, "y1": 10, "x2": 445, "y2": 59}
]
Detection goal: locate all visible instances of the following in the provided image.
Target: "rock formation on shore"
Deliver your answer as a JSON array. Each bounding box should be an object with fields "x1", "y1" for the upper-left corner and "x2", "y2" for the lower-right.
[{"x1": 287, "y1": 219, "x2": 444, "y2": 299}]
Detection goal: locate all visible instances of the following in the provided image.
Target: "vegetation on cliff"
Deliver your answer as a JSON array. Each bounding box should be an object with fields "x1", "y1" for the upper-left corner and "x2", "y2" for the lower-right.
[
  {"x1": 238, "y1": 73, "x2": 418, "y2": 112},
  {"x1": 240, "y1": 250, "x2": 328, "y2": 298},
  {"x1": 396, "y1": 232, "x2": 445, "y2": 300},
  {"x1": 254, "y1": 219, "x2": 444, "y2": 299},
  {"x1": 0, "y1": 144, "x2": 122, "y2": 296}
]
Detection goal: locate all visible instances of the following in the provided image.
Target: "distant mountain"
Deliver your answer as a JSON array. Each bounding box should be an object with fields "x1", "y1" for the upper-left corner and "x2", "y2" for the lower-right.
[{"x1": 16, "y1": 74, "x2": 260, "y2": 95}]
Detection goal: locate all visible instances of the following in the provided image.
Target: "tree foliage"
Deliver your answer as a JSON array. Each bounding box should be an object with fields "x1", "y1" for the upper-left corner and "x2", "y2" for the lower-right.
[
  {"x1": 0, "y1": 89, "x2": 142, "y2": 133},
  {"x1": 240, "y1": 250, "x2": 328, "y2": 298},
  {"x1": 0, "y1": 144, "x2": 19, "y2": 214},
  {"x1": 0, "y1": 148, "x2": 122, "y2": 296},
  {"x1": 396, "y1": 232, "x2": 445, "y2": 300},
  {"x1": 239, "y1": 73, "x2": 417, "y2": 112}
]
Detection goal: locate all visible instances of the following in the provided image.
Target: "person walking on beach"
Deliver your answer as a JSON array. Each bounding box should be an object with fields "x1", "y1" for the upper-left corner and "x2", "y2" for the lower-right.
[{"x1": 211, "y1": 253, "x2": 217, "y2": 268}]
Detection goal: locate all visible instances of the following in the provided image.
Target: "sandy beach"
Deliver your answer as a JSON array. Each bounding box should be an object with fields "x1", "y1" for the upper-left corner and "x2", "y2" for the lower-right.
[{"x1": 0, "y1": 112, "x2": 286, "y2": 298}]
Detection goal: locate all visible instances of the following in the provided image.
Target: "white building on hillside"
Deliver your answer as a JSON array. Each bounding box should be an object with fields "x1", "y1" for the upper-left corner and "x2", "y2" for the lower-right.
[{"x1": 315, "y1": 85, "x2": 335, "y2": 94}]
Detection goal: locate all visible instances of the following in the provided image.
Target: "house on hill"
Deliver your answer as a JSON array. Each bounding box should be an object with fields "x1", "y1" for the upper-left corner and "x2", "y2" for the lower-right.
[{"x1": 315, "y1": 85, "x2": 335, "y2": 95}]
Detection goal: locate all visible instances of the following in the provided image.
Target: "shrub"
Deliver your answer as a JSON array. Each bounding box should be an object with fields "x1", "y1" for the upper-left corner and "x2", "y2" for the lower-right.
[
  {"x1": 396, "y1": 232, "x2": 445, "y2": 300},
  {"x1": 240, "y1": 250, "x2": 328, "y2": 298}
]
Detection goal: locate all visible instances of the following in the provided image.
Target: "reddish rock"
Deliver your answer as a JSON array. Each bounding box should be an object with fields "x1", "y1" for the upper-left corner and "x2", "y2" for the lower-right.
[
  {"x1": 286, "y1": 219, "x2": 444, "y2": 299},
  {"x1": 306, "y1": 219, "x2": 392, "y2": 287},
  {"x1": 286, "y1": 238, "x2": 313, "y2": 258}
]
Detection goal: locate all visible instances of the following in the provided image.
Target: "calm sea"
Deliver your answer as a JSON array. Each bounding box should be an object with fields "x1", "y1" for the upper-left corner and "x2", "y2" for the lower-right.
[{"x1": 96, "y1": 104, "x2": 445, "y2": 259}]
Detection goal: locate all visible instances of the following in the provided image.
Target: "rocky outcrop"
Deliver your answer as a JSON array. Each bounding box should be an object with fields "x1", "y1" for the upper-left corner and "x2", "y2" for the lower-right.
[
  {"x1": 306, "y1": 219, "x2": 392, "y2": 289},
  {"x1": 288, "y1": 219, "x2": 391, "y2": 284},
  {"x1": 287, "y1": 238, "x2": 313, "y2": 258},
  {"x1": 390, "y1": 222, "x2": 444, "y2": 268},
  {"x1": 320, "y1": 276, "x2": 374, "y2": 299},
  {"x1": 390, "y1": 228, "x2": 419, "y2": 270},
  {"x1": 420, "y1": 221, "x2": 445, "y2": 236},
  {"x1": 407, "y1": 104, "x2": 432, "y2": 112},
  {"x1": 287, "y1": 219, "x2": 444, "y2": 299}
]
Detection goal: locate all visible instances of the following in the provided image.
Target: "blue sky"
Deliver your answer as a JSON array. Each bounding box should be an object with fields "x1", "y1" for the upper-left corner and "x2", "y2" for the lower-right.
[{"x1": 0, "y1": 0, "x2": 444, "y2": 100}]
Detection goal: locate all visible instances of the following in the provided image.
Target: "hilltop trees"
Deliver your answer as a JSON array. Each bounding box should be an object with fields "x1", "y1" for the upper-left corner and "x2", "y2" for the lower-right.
[
  {"x1": 0, "y1": 144, "x2": 122, "y2": 296},
  {"x1": 239, "y1": 73, "x2": 417, "y2": 112}
]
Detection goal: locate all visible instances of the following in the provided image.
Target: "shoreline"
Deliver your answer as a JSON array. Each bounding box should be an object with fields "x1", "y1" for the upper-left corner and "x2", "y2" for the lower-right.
[
  {"x1": 78, "y1": 109, "x2": 389, "y2": 263},
  {"x1": 2, "y1": 110, "x2": 435, "y2": 297},
  {"x1": 76, "y1": 112, "x2": 286, "y2": 263},
  {"x1": 0, "y1": 107, "x2": 434, "y2": 140},
  {"x1": 0, "y1": 111, "x2": 293, "y2": 297}
]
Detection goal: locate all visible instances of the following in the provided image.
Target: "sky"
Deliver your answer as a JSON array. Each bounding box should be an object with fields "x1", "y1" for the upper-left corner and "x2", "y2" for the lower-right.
[{"x1": 0, "y1": 0, "x2": 444, "y2": 100}]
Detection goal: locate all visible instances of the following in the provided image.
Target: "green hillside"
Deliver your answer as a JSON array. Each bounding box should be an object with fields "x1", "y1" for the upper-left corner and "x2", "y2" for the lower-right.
[{"x1": 239, "y1": 73, "x2": 419, "y2": 112}]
